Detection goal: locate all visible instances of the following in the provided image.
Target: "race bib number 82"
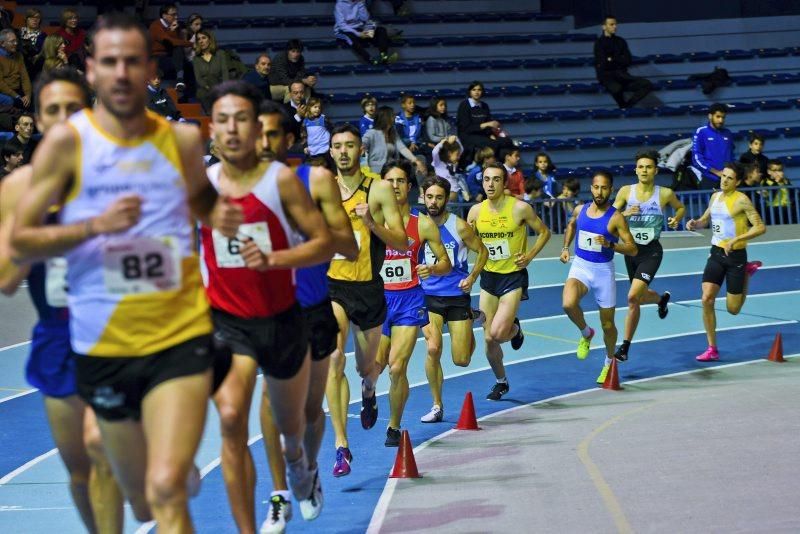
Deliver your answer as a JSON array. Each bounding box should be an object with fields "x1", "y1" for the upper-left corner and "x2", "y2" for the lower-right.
[{"x1": 103, "y1": 236, "x2": 181, "y2": 294}]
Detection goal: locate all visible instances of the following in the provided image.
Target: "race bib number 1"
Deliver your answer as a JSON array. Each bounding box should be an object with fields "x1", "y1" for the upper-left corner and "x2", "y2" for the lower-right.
[
  {"x1": 45, "y1": 257, "x2": 68, "y2": 308},
  {"x1": 577, "y1": 230, "x2": 602, "y2": 252},
  {"x1": 381, "y1": 258, "x2": 412, "y2": 284},
  {"x1": 213, "y1": 222, "x2": 272, "y2": 268},
  {"x1": 103, "y1": 236, "x2": 181, "y2": 294},
  {"x1": 486, "y1": 239, "x2": 511, "y2": 261},
  {"x1": 632, "y1": 227, "x2": 655, "y2": 245}
]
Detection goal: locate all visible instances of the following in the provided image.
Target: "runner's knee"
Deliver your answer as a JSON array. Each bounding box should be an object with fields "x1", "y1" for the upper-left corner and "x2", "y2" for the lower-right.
[
  {"x1": 452, "y1": 353, "x2": 471, "y2": 367},
  {"x1": 146, "y1": 465, "x2": 188, "y2": 508},
  {"x1": 217, "y1": 402, "x2": 248, "y2": 439}
]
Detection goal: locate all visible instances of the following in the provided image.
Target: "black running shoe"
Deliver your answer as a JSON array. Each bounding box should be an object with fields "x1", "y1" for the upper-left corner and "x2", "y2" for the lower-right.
[
  {"x1": 486, "y1": 381, "x2": 509, "y2": 401},
  {"x1": 614, "y1": 343, "x2": 629, "y2": 362},
  {"x1": 384, "y1": 427, "x2": 401, "y2": 447},
  {"x1": 510, "y1": 317, "x2": 524, "y2": 350},
  {"x1": 360, "y1": 380, "x2": 378, "y2": 429},
  {"x1": 657, "y1": 291, "x2": 671, "y2": 319}
]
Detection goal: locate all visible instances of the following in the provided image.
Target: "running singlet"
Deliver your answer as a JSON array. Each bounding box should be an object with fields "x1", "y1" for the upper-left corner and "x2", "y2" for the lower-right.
[
  {"x1": 201, "y1": 160, "x2": 299, "y2": 318},
  {"x1": 421, "y1": 213, "x2": 469, "y2": 297},
  {"x1": 27, "y1": 212, "x2": 69, "y2": 322},
  {"x1": 382, "y1": 209, "x2": 423, "y2": 291},
  {"x1": 709, "y1": 191, "x2": 749, "y2": 250},
  {"x1": 327, "y1": 169, "x2": 386, "y2": 282},
  {"x1": 60, "y1": 109, "x2": 211, "y2": 357},
  {"x1": 475, "y1": 196, "x2": 526, "y2": 274},
  {"x1": 574, "y1": 205, "x2": 618, "y2": 263},
  {"x1": 626, "y1": 185, "x2": 664, "y2": 245},
  {"x1": 294, "y1": 164, "x2": 329, "y2": 308}
]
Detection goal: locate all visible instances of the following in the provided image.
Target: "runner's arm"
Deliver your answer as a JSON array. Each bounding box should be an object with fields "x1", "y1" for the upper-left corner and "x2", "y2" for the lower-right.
[
  {"x1": 457, "y1": 216, "x2": 488, "y2": 286},
  {"x1": 686, "y1": 198, "x2": 712, "y2": 230},
  {"x1": 310, "y1": 166, "x2": 358, "y2": 260},
  {"x1": 663, "y1": 187, "x2": 686, "y2": 228},
  {"x1": 608, "y1": 212, "x2": 638, "y2": 257},
  {"x1": 417, "y1": 214, "x2": 451, "y2": 278},
  {"x1": 174, "y1": 123, "x2": 218, "y2": 226},
  {"x1": 517, "y1": 200, "x2": 551, "y2": 264},
  {"x1": 0, "y1": 168, "x2": 32, "y2": 294},
  {"x1": 728, "y1": 195, "x2": 766, "y2": 248},
  {"x1": 369, "y1": 179, "x2": 408, "y2": 252},
  {"x1": 612, "y1": 185, "x2": 628, "y2": 211}
]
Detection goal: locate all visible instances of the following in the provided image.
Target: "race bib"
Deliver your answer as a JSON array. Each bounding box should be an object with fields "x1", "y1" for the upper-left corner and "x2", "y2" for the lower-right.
[
  {"x1": 486, "y1": 239, "x2": 511, "y2": 261},
  {"x1": 212, "y1": 222, "x2": 272, "y2": 268},
  {"x1": 45, "y1": 257, "x2": 68, "y2": 308},
  {"x1": 578, "y1": 230, "x2": 602, "y2": 252},
  {"x1": 381, "y1": 258, "x2": 412, "y2": 284},
  {"x1": 103, "y1": 236, "x2": 181, "y2": 295},
  {"x1": 631, "y1": 227, "x2": 655, "y2": 245},
  {"x1": 424, "y1": 243, "x2": 454, "y2": 266},
  {"x1": 711, "y1": 222, "x2": 724, "y2": 240},
  {"x1": 333, "y1": 231, "x2": 361, "y2": 261}
]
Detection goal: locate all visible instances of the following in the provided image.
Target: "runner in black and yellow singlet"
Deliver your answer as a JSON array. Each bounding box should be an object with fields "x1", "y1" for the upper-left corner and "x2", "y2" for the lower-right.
[
  {"x1": 467, "y1": 163, "x2": 551, "y2": 401},
  {"x1": 325, "y1": 124, "x2": 408, "y2": 477}
]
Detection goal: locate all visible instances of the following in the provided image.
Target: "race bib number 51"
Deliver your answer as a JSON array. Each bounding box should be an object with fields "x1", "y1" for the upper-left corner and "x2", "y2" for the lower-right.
[
  {"x1": 103, "y1": 236, "x2": 181, "y2": 294},
  {"x1": 486, "y1": 239, "x2": 511, "y2": 261}
]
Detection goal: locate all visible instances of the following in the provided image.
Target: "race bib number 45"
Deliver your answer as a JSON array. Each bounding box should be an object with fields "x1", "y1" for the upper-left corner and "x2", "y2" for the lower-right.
[
  {"x1": 381, "y1": 258, "x2": 412, "y2": 284},
  {"x1": 103, "y1": 236, "x2": 182, "y2": 294},
  {"x1": 486, "y1": 239, "x2": 511, "y2": 261},
  {"x1": 577, "y1": 230, "x2": 602, "y2": 252},
  {"x1": 632, "y1": 227, "x2": 655, "y2": 245},
  {"x1": 213, "y1": 222, "x2": 272, "y2": 268}
]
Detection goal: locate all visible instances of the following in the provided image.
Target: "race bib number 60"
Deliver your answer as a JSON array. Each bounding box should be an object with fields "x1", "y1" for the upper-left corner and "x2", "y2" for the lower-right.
[
  {"x1": 103, "y1": 236, "x2": 181, "y2": 294},
  {"x1": 381, "y1": 258, "x2": 412, "y2": 284}
]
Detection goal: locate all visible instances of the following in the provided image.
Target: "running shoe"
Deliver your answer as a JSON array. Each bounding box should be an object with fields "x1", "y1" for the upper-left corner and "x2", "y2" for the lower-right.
[
  {"x1": 577, "y1": 328, "x2": 595, "y2": 360},
  {"x1": 510, "y1": 317, "x2": 524, "y2": 350},
  {"x1": 360, "y1": 380, "x2": 378, "y2": 429},
  {"x1": 486, "y1": 381, "x2": 509, "y2": 401},
  {"x1": 260, "y1": 494, "x2": 292, "y2": 534},
  {"x1": 613, "y1": 343, "x2": 629, "y2": 362},
  {"x1": 596, "y1": 364, "x2": 609, "y2": 384},
  {"x1": 745, "y1": 260, "x2": 762, "y2": 277},
  {"x1": 187, "y1": 464, "x2": 201, "y2": 498},
  {"x1": 695, "y1": 346, "x2": 719, "y2": 362},
  {"x1": 657, "y1": 291, "x2": 671, "y2": 319},
  {"x1": 298, "y1": 468, "x2": 323, "y2": 521},
  {"x1": 332, "y1": 447, "x2": 352, "y2": 478},
  {"x1": 287, "y1": 452, "x2": 313, "y2": 501},
  {"x1": 471, "y1": 308, "x2": 486, "y2": 327},
  {"x1": 385, "y1": 427, "x2": 401, "y2": 447},
  {"x1": 420, "y1": 405, "x2": 443, "y2": 423}
]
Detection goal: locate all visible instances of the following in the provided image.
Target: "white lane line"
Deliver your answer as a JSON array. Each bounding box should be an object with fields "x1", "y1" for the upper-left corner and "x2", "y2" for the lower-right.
[
  {"x1": 0, "y1": 341, "x2": 31, "y2": 353},
  {"x1": 0, "y1": 449, "x2": 58, "y2": 485},
  {"x1": 0, "y1": 389, "x2": 37, "y2": 405}
]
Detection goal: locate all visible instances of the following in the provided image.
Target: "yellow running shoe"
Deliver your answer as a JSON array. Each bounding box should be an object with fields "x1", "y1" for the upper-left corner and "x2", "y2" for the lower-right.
[
  {"x1": 577, "y1": 328, "x2": 594, "y2": 360},
  {"x1": 596, "y1": 364, "x2": 609, "y2": 384}
]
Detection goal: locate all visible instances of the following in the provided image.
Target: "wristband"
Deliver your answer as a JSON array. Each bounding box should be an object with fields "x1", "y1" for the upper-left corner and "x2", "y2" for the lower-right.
[{"x1": 562, "y1": 246, "x2": 569, "y2": 251}]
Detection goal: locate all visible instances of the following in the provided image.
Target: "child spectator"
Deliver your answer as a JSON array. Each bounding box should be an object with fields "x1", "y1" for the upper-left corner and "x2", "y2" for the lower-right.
[
  {"x1": 555, "y1": 178, "x2": 582, "y2": 232},
  {"x1": 334, "y1": 0, "x2": 399, "y2": 65},
  {"x1": 146, "y1": 70, "x2": 183, "y2": 121},
  {"x1": 0, "y1": 142, "x2": 24, "y2": 181},
  {"x1": 533, "y1": 152, "x2": 558, "y2": 199},
  {"x1": 425, "y1": 96, "x2": 455, "y2": 146},
  {"x1": 395, "y1": 93, "x2": 423, "y2": 152},
  {"x1": 524, "y1": 177, "x2": 543, "y2": 201},
  {"x1": 738, "y1": 132, "x2": 769, "y2": 178},
  {"x1": 764, "y1": 159, "x2": 791, "y2": 224},
  {"x1": 501, "y1": 147, "x2": 525, "y2": 199},
  {"x1": 432, "y1": 135, "x2": 465, "y2": 202},
  {"x1": 302, "y1": 96, "x2": 333, "y2": 158},
  {"x1": 465, "y1": 146, "x2": 495, "y2": 202},
  {"x1": 359, "y1": 95, "x2": 377, "y2": 136}
]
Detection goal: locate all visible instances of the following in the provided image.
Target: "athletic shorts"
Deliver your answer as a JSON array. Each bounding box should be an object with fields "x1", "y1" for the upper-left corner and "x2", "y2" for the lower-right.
[
  {"x1": 625, "y1": 240, "x2": 663, "y2": 285},
  {"x1": 479, "y1": 269, "x2": 529, "y2": 301},
  {"x1": 302, "y1": 297, "x2": 339, "y2": 361},
  {"x1": 568, "y1": 256, "x2": 616, "y2": 308},
  {"x1": 328, "y1": 278, "x2": 387, "y2": 331},
  {"x1": 702, "y1": 246, "x2": 747, "y2": 295},
  {"x1": 212, "y1": 304, "x2": 308, "y2": 380},
  {"x1": 382, "y1": 286, "x2": 429, "y2": 337},
  {"x1": 425, "y1": 294, "x2": 472, "y2": 322},
  {"x1": 76, "y1": 335, "x2": 215, "y2": 421},
  {"x1": 26, "y1": 320, "x2": 75, "y2": 398}
]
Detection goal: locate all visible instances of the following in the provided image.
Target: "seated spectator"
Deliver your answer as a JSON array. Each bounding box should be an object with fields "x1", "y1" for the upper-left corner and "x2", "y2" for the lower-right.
[
  {"x1": 690, "y1": 103, "x2": 734, "y2": 189},
  {"x1": 302, "y1": 96, "x2": 333, "y2": 160},
  {"x1": 0, "y1": 30, "x2": 32, "y2": 111},
  {"x1": 40, "y1": 35, "x2": 69, "y2": 75},
  {"x1": 501, "y1": 147, "x2": 525, "y2": 199},
  {"x1": 284, "y1": 81, "x2": 308, "y2": 124},
  {"x1": 465, "y1": 146, "x2": 495, "y2": 202},
  {"x1": 269, "y1": 39, "x2": 317, "y2": 103},
  {"x1": 739, "y1": 132, "x2": 768, "y2": 178},
  {"x1": 185, "y1": 13, "x2": 204, "y2": 60},
  {"x1": 431, "y1": 135, "x2": 464, "y2": 202},
  {"x1": 533, "y1": 152, "x2": 558, "y2": 200},
  {"x1": 56, "y1": 8, "x2": 87, "y2": 71},
  {"x1": 524, "y1": 177, "x2": 544, "y2": 201},
  {"x1": 334, "y1": 0, "x2": 399, "y2": 65},
  {"x1": 425, "y1": 96, "x2": 455, "y2": 148},
  {"x1": 359, "y1": 95, "x2": 377, "y2": 136},
  {"x1": 146, "y1": 71, "x2": 183, "y2": 121},
  {"x1": 456, "y1": 81, "x2": 513, "y2": 164},
  {"x1": 764, "y1": 159, "x2": 791, "y2": 224},
  {"x1": 0, "y1": 142, "x2": 24, "y2": 181},
  {"x1": 192, "y1": 30, "x2": 230, "y2": 113},
  {"x1": 594, "y1": 15, "x2": 653, "y2": 109},
  {"x1": 363, "y1": 105, "x2": 426, "y2": 182},
  {"x1": 149, "y1": 3, "x2": 192, "y2": 83},
  {"x1": 19, "y1": 8, "x2": 46, "y2": 78},
  {"x1": 5, "y1": 113, "x2": 38, "y2": 164},
  {"x1": 242, "y1": 54, "x2": 272, "y2": 101}
]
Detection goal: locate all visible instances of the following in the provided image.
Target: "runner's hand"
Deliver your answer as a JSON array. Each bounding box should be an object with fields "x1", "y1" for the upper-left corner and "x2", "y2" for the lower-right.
[
  {"x1": 354, "y1": 202, "x2": 375, "y2": 229},
  {"x1": 93, "y1": 194, "x2": 142, "y2": 234},
  {"x1": 559, "y1": 249, "x2": 570, "y2": 263},
  {"x1": 667, "y1": 216, "x2": 679, "y2": 229},
  {"x1": 686, "y1": 218, "x2": 696, "y2": 231},
  {"x1": 240, "y1": 238, "x2": 269, "y2": 271},
  {"x1": 415, "y1": 263, "x2": 432, "y2": 279},
  {"x1": 514, "y1": 252, "x2": 532, "y2": 269},
  {"x1": 458, "y1": 275, "x2": 475, "y2": 293},
  {"x1": 211, "y1": 196, "x2": 243, "y2": 238}
]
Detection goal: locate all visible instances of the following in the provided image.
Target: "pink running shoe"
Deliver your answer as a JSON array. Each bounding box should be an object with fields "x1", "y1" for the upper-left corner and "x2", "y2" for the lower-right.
[
  {"x1": 745, "y1": 260, "x2": 762, "y2": 277},
  {"x1": 696, "y1": 346, "x2": 719, "y2": 362}
]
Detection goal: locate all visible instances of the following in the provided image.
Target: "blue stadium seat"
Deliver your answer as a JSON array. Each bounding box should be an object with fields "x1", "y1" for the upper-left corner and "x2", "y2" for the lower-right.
[
  {"x1": 404, "y1": 37, "x2": 442, "y2": 47},
  {"x1": 420, "y1": 62, "x2": 453, "y2": 72},
  {"x1": 352, "y1": 64, "x2": 385, "y2": 74},
  {"x1": 387, "y1": 63, "x2": 420, "y2": 73},
  {"x1": 575, "y1": 138, "x2": 612, "y2": 148},
  {"x1": 768, "y1": 72, "x2": 800, "y2": 84},
  {"x1": 488, "y1": 60, "x2": 521, "y2": 70},
  {"x1": 449, "y1": 13, "x2": 475, "y2": 23},
  {"x1": 440, "y1": 36, "x2": 464, "y2": 46},
  {"x1": 652, "y1": 54, "x2": 683, "y2": 64},
  {"x1": 781, "y1": 126, "x2": 800, "y2": 138},
  {"x1": 591, "y1": 109, "x2": 624, "y2": 119},
  {"x1": 660, "y1": 79, "x2": 698, "y2": 90},
  {"x1": 521, "y1": 112, "x2": 554, "y2": 122},
  {"x1": 536, "y1": 85, "x2": 568, "y2": 95},
  {"x1": 410, "y1": 13, "x2": 441, "y2": 23},
  {"x1": 688, "y1": 51, "x2": 723, "y2": 62},
  {"x1": 318, "y1": 65, "x2": 352, "y2": 75},
  {"x1": 499, "y1": 35, "x2": 535, "y2": 45},
  {"x1": 732, "y1": 75, "x2": 765, "y2": 86},
  {"x1": 502, "y1": 86, "x2": 535, "y2": 97},
  {"x1": 656, "y1": 106, "x2": 689, "y2": 116},
  {"x1": 306, "y1": 40, "x2": 336, "y2": 51},
  {"x1": 759, "y1": 99, "x2": 793, "y2": 110},
  {"x1": 551, "y1": 110, "x2": 586, "y2": 121},
  {"x1": 624, "y1": 107, "x2": 656, "y2": 118},
  {"x1": 455, "y1": 60, "x2": 486, "y2": 71},
  {"x1": 569, "y1": 34, "x2": 597, "y2": 42},
  {"x1": 630, "y1": 56, "x2": 650, "y2": 65},
  {"x1": 504, "y1": 12, "x2": 538, "y2": 22},
  {"x1": 479, "y1": 12, "x2": 505, "y2": 23},
  {"x1": 757, "y1": 48, "x2": 792, "y2": 58},
  {"x1": 727, "y1": 101, "x2": 758, "y2": 112},
  {"x1": 554, "y1": 57, "x2": 589, "y2": 67},
  {"x1": 611, "y1": 136, "x2": 643, "y2": 147},
  {"x1": 433, "y1": 88, "x2": 461, "y2": 98},
  {"x1": 722, "y1": 49, "x2": 757, "y2": 60},
  {"x1": 521, "y1": 58, "x2": 551, "y2": 69},
  {"x1": 537, "y1": 34, "x2": 569, "y2": 43}
]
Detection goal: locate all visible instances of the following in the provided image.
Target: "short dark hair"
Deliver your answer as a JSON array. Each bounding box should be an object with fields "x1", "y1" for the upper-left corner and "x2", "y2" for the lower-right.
[
  {"x1": 603, "y1": 15, "x2": 617, "y2": 23},
  {"x1": 466, "y1": 81, "x2": 484, "y2": 96},
  {"x1": 34, "y1": 66, "x2": 92, "y2": 111},
  {"x1": 767, "y1": 159, "x2": 784, "y2": 169},
  {"x1": 593, "y1": 170, "x2": 614, "y2": 185},
  {"x1": 160, "y1": 4, "x2": 178, "y2": 17},
  {"x1": 380, "y1": 159, "x2": 413, "y2": 181},
  {"x1": 634, "y1": 150, "x2": 659, "y2": 165},
  {"x1": 421, "y1": 175, "x2": 451, "y2": 199},
  {"x1": 330, "y1": 123, "x2": 361, "y2": 146},
  {"x1": 722, "y1": 162, "x2": 742, "y2": 178},
  {"x1": 534, "y1": 152, "x2": 555, "y2": 173},
  {"x1": 440, "y1": 140, "x2": 461, "y2": 160},
  {"x1": 210, "y1": 80, "x2": 264, "y2": 117},
  {"x1": 259, "y1": 99, "x2": 299, "y2": 140},
  {"x1": 524, "y1": 177, "x2": 543, "y2": 194},
  {"x1": 2, "y1": 142, "x2": 23, "y2": 160},
  {"x1": 708, "y1": 103, "x2": 728, "y2": 115},
  {"x1": 499, "y1": 147, "x2": 519, "y2": 162},
  {"x1": 748, "y1": 131, "x2": 765, "y2": 144},
  {"x1": 563, "y1": 177, "x2": 581, "y2": 194},
  {"x1": 482, "y1": 162, "x2": 508, "y2": 183},
  {"x1": 399, "y1": 93, "x2": 414, "y2": 104},
  {"x1": 90, "y1": 12, "x2": 151, "y2": 56},
  {"x1": 286, "y1": 38, "x2": 304, "y2": 51},
  {"x1": 743, "y1": 163, "x2": 761, "y2": 178}
]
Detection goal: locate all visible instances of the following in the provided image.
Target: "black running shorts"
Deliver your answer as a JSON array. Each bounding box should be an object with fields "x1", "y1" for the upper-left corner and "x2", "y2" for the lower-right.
[
  {"x1": 425, "y1": 294, "x2": 472, "y2": 322},
  {"x1": 625, "y1": 240, "x2": 663, "y2": 285},
  {"x1": 702, "y1": 246, "x2": 748, "y2": 295},
  {"x1": 479, "y1": 270, "x2": 529, "y2": 301},
  {"x1": 302, "y1": 297, "x2": 339, "y2": 361},
  {"x1": 327, "y1": 278, "x2": 387, "y2": 331}
]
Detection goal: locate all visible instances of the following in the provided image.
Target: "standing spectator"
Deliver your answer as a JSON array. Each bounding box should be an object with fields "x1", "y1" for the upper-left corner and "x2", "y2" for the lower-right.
[
  {"x1": 5, "y1": 113, "x2": 38, "y2": 164},
  {"x1": 764, "y1": 159, "x2": 791, "y2": 224},
  {"x1": 359, "y1": 95, "x2": 377, "y2": 136},
  {"x1": 533, "y1": 152, "x2": 558, "y2": 199},
  {"x1": 40, "y1": 35, "x2": 69, "y2": 74},
  {"x1": 362, "y1": 105, "x2": 426, "y2": 178},
  {"x1": 465, "y1": 146, "x2": 495, "y2": 202},
  {"x1": 431, "y1": 135, "x2": 464, "y2": 202},
  {"x1": 149, "y1": 4, "x2": 192, "y2": 83},
  {"x1": 395, "y1": 94, "x2": 423, "y2": 151},
  {"x1": 739, "y1": 132, "x2": 769, "y2": 178},
  {"x1": 0, "y1": 29, "x2": 32, "y2": 110},
  {"x1": 302, "y1": 96, "x2": 333, "y2": 159},
  {"x1": 19, "y1": 9, "x2": 47, "y2": 78},
  {"x1": 242, "y1": 54, "x2": 272, "y2": 101},
  {"x1": 192, "y1": 30, "x2": 229, "y2": 113},
  {"x1": 334, "y1": 0, "x2": 399, "y2": 65},
  {"x1": 56, "y1": 8, "x2": 87, "y2": 71},
  {"x1": 268, "y1": 39, "x2": 317, "y2": 103},
  {"x1": 456, "y1": 81, "x2": 513, "y2": 163},
  {"x1": 501, "y1": 147, "x2": 525, "y2": 199},
  {"x1": 594, "y1": 16, "x2": 653, "y2": 109},
  {"x1": 146, "y1": 70, "x2": 183, "y2": 121},
  {"x1": 690, "y1": 103, "x2": 734, "y2": 189},
  {"x1": 425, "y1": 96, "x2": 455, "y2": 146},
  {"x1": 0, "y1": 142, "x2": 23, "y2": 181}
]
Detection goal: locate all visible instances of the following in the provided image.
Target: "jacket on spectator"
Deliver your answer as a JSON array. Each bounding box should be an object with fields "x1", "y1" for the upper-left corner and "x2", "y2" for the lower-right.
[
  {"x1": 19, "y1": 28, "x2": 46, "y2": 70},
  {"x1": 303, "y1": 114, "x2": 333, "y2": 156},
  {"x1": 504, "y1": 164, "x2": 525, "y2": 197},
  {"x1": 456, "y1": 99, "x2": 492, "y2": 140},
  {"x1": 149, "y1": 18, "x2": 192, "y2": 57},
  {"x1": 0, "y1": 51, "x2": 32, "y2": 99},
  {"x1": 535, "y1": 170, "x2": 558, "y2": 199},
  {"x1": 193, "y1": 52, "x2": 230, "y2": 111},
  {"x1": 242, "y1": 69, "x2": 272, "y2": 100},
  {"x1": 658, "y1": 137, "x2": 692, "y2": 170},
  {"x1": 333, "y1": 0, "x2": 375, "y2": 44},
  {"x1": 362, "y1": 128, "x2": 416, "y2": 174},
  {"x1": 146, "y1": 85, "x2": 182, "y2": 120},
  {"x1": 56, "y1": 28, "x2": 87, "y2": 63},
  {"x1": 431, "y1": 137, "x2": 463, "y2": 191},
  {"x1": 395, "y1": 112, "x2": 422, "y2": 145},
  {"x1": 268, "y1": 51, "x2": 308, "y2": 87},
  {"x1": 593, "y1": 34, "x2": 632, "y2": 80},
  {"x1": 359, "y1": 115, "x2": 374, "y2": 136},
  {"x1": 466, "y1": 165, "x2": 484, "y2": 198},
  {"x1": 425, "y1": 116, "x2": 454, "y2": 145},
  {"x1": 691, "y1": 123, "x2": 734, "y2": 182},
  {"x1": 5, "y1": 136, "x2": 39, "y2": 166},
  {"x1": 739, "y1": 150, "x2": 769, "y2": 178}
]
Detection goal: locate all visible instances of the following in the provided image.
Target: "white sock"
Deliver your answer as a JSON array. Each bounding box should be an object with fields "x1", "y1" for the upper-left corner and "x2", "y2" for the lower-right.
[
  {"x1": 496, "y1": 376, "x2": 508, "y2": 384},
  {"x1": 604, "y1": 356, "x2": 612, "y2": 366},
  {"x1": 581, "y1": 326, "x2": 593, "y2": 338}
]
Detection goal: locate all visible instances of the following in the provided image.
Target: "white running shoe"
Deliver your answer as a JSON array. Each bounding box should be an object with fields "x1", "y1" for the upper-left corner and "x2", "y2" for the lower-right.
[
  {"x1": 298, "y1": 468, "x2": 323, "y2": 521},
  {"x1": 260, "y1": 494, "x2": 292, "y2": 534},
  {"x1": 420, "y1": 405, "x2": 443, "y2": 423}
]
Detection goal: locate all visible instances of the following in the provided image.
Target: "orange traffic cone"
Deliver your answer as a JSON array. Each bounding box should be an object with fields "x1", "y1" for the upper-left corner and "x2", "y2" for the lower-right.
[
  {"x1": 455, "y1": 391, "x2": 481, "y2": 430},
  {"x1": 602, "y1": 358, "x2": 623, "y2": 390},
  {"x1": 389, "y1": 430, "x2": 421, "y2": 478},
  {"x1": 767, "y1": 333, "x2": 785, "y2": 362}
]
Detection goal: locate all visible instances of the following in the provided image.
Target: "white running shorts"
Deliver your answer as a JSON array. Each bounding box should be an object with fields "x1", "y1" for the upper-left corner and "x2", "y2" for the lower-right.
[{"x1": 567, "y1": 255, "x2": 616, "y2": 309}]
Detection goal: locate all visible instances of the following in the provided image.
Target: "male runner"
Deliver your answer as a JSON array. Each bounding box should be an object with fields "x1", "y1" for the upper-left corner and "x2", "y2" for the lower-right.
[
  {"x1": 11, "y1": 14, "x2": 238, "y2": 531},
  {"x1": 686, "y1": 163, "x2": 765, "y2": 361},
  {"x1": 326, "y1": 123, "x2": 407, "y2": 476},
  {"x1": 255, "y1": 100, "x2": 358, "y2": 533},
  {"x1": 0, "y1": 67, "x2": 123, "y2": 534},
  {"x1": 559, "y1": 171, "x2": 638, "y2": 384},
  {"x1": 419, "y1": 176, "x2": 488, "y2": 422},
  {"x1": 467, "y1": 163, "x2": 551, "y2": 401},
  {"x1": 201, "y1": 82, "x2": 335, "y2": 533},
  {"x1": 612, "y1": 150, "x2": 685, "y2": 361},
  {"x1": 376, "y1": 161, "x2": 451, "y2": 446}
]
